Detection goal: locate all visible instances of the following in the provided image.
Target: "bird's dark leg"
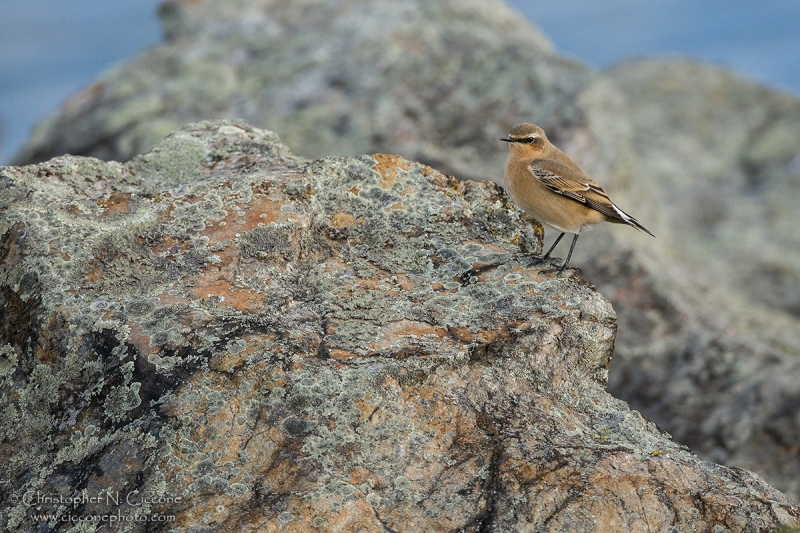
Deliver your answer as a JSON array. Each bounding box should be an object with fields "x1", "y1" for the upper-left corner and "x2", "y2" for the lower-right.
[
  {"x1": 542, "y1": 232, "x2": 565, "y2": 260},
  {"x1": 558, "y1": 234, "x2": 580, "y2": 272}
]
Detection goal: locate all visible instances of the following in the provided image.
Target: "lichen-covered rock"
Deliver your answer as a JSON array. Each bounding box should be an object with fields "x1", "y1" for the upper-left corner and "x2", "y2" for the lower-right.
[
  {"x1": 8, "y1": 0, "x2": 800, "y2": 512},
  {"x1": 12, "y1": 0, "x2": 590, "y2": 184},
  {"x1": 1, "y1": 120, "x2": 797, "y2": 532},
  {"x1": 561, "y1": 59, "x2": 800, "y2": 502}
]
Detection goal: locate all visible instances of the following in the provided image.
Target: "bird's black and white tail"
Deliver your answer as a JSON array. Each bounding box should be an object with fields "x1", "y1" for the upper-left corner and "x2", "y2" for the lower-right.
[{"x1": 611, "y1": 203, "x2": 655, "y2": 237}]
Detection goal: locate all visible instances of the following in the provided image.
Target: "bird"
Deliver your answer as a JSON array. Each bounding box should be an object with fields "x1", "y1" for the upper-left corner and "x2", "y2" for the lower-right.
[{"x1": 501, "y1": 123, "x2": 654, "y2": 271}]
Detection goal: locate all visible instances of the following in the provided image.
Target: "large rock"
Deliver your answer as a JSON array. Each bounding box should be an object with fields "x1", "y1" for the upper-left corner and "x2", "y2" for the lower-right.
[
  {"x1": 10, "y1": 0, "x2": 800, "y2": 507},
  {"x1": 2, "y1": 120, "x2": 798, "y2": 531},
  {"x1": 12, "y1": 0, "x2": 590, "y2": 183},
  {"x1": 561, "y1": 59, "x2": 800, "y2": 502}
]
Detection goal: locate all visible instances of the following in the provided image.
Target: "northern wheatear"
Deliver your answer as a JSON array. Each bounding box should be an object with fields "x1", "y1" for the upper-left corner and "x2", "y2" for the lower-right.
[{"x1": 501, "y1": 123, "x2": 654, "y2": 271}]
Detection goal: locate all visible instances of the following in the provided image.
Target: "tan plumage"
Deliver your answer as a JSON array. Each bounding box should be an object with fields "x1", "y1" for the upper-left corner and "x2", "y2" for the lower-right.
[{"x1": 501, "y1": 123, "x2": 654, "y2": 270}]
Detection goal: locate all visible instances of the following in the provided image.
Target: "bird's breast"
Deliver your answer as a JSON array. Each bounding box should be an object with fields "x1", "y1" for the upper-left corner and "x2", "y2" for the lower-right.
[{"x1": 503, "y1": 158, "x2": 600, "y2": 234}]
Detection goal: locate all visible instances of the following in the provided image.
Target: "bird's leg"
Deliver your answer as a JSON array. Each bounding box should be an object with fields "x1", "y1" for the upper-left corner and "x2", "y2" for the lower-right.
[
  {"x1": 542, "y1": 232, "x2": 565, "y2": 260},
  {"x1": 557, "y1": 234, "x2": 580, "y2": 272}
]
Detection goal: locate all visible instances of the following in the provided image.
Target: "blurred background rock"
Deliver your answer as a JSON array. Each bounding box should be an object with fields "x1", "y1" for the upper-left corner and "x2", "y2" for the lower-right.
[
  {"x1": 2, "y1": 0, "x2": 799, "y2": 165},
  {"x1": 1, "y1": 0, "x2": 799, "y2": 503}
]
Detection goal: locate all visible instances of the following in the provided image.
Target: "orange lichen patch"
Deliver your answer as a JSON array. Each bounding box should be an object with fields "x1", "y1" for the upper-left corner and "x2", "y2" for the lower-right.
[
  {"x1": 203, "y1": 243, "x2": 241, "y2": 273},
  {"x1": 65, "y1": 203, "x2": 89, "y2": 216},
  {"x1": 84, "y1": 259, "x2": 105, "y2": 284},
  {"x1": 148, "y1": 234, "x2": 189, "y2": 255},
  {"x1": 48, "y1": 242, "x2": 71, "y2": 262},
  {"x1": 349, "y1": 465, "x2": 376, "y2": 486},
  {"x1": 330, "y1": 349, "x2": 357, "y2": 360},
  {"x1": 370, "y1": 320, "x2": 451, "y2": 352},
  {"x1": 322, "y1": 258, "x2": 355, "y2": 278},
  {"x1": 189, "y1": 278, "x2": 264, "y2": 312},
  {"x1": 476, "y1": 324, "x2": 521, "y2": 344},
  {"x1": 124, "y1": 320, "x2": 160, "y2": 358},
  {"x1": 183, "y1": 245, "x2": 251, "y2": 299},
  {"x1": 175, "y1": 308, "x2": 215, "y2": 330},
  {"x1": 172, "y1": 192, "x2": 206, "y2": 205},
  {"x1": 240, "y1": 192, "x2": 297, "y2": 231},
  {"x1": 371, "y1": 153, "x2": 412, "y2": 189},
  {"x1": 505, "y1": 265, "x2": 527, "y2": 275},
  {"x1": 201, "y1": 194, "x2": 302, "y2": 245},
  {"x1": 447, "y1": 326, "x2": 474, "y2": 342},
  {"x1": 400, "y1": 185, "x2": 418, "y2": 197},
  {"x1": 325, "y1": 498, "x2": 384, "y2": 532},
  {"x1": 532, "y1": 223, "x2": 545, "y2": 241},
  {"x1": 286, "y1": 330, "x2": 323, "y2": 357},
  {"x1": 351, "y1": 396, "x2": 385, "y2": 428},
  {"x1": 161, "y1": 424, "x2": 285, "y2": 528},
  {"x1": 173, "y1": 505, "x2": 235, "y2": 531},
  {"x1": 95, "y1": 192, "x2": 132, "y2": 216},
  {"x1": 156, "y1": 290, "x2": 191, "y2": 308},
  {"x1": 385, "y1": 202, "x2": 404, "y2": 211},
  {"x1": 393, "y1": 273, "x2": 413, "y2": 291},
  {"x1": 251, "y1": 180, "x2": 273, "y2": 196},
  {"x1": 329, "y1": 212, "x2": 357, "y2": 228},
  {"x1": 379, "y1": 171, "x2": 396, "y2": 189}
]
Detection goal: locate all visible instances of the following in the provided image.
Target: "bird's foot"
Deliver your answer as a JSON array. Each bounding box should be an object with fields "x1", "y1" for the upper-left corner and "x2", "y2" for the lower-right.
[
  {"x1": 521, "y1": 252, "x2": 581, "y2": 275},
  {"x1": 539, "y1": 262, "x2": 581, "y2": 275},
  {"x1": 524, "y1": 253, "x2": 554, "y2": 266}
]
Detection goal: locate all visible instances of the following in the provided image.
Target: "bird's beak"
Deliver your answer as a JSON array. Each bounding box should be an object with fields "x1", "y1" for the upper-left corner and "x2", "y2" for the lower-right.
[{"x1": 500, "y1": 137, "x2": 513, "y2": 143}]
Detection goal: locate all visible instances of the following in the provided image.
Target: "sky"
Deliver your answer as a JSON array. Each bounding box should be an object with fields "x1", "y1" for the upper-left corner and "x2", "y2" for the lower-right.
[{"x1": 1, "y1": 0, "x2": 799, "y2": 164}]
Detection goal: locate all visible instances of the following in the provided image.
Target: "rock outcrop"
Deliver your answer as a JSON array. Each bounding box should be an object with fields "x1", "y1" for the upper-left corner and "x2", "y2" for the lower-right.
[
  {"x1": 2, "y1": 120, "x2": 798, "y2": 531},
  {"x1": 9, "y1": 0, "x2": 800, "y2": 505}
]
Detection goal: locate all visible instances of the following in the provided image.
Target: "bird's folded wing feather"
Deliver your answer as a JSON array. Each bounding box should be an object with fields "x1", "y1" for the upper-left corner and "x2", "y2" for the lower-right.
[{"x1": 529, "y1": 158, "x2": 624, "y2": 222}]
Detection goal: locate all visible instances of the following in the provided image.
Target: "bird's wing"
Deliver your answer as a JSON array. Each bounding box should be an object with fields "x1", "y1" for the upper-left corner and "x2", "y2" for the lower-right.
[
  {"x1": 529, "y1": 159, "x2": 621, "y2": 221},
  {"x1": 529, "y1": 158, "x2": 655, "y2": 236}
]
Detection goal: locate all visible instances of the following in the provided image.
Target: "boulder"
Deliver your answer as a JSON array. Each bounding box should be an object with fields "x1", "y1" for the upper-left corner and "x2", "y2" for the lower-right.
[
  {"x1": 12, "y1": 0, "x2": 590, "y2": 184},
  {"x1": 9, "y1": 0, "x2": 800, "y2": 506},
  {"x1": 1, "y1": 120, "x2": 797, "y2": 531}
]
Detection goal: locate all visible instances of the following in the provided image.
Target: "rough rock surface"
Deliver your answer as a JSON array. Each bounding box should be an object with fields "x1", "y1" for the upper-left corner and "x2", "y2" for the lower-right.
[
  {"x1": 561, "y1": 59, "x2": 800, "y2": 502},
  {"x1": 12, "y1": 0, "x2": 589, "y2": 183},
  {"x1": 9, "y1": 0, "x2": 800, "y2": 507},
  {"x1": 2, "y1": 120, "x2": 798, "y2": 532}
]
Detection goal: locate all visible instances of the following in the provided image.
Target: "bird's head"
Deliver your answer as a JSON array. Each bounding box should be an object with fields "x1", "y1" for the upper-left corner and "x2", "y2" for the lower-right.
[{"x1": 500, "y1": 123, "x2": 549, "y2": 156}]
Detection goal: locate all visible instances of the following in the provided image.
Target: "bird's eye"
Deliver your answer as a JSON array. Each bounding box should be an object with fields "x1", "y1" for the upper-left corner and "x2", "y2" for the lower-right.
[{"x1": 526, "y1": 137, "x2": 536, "y2": 144}]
